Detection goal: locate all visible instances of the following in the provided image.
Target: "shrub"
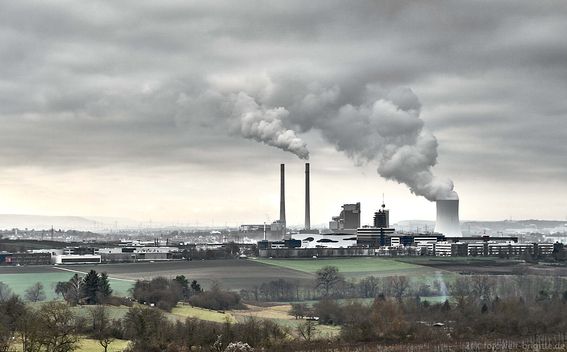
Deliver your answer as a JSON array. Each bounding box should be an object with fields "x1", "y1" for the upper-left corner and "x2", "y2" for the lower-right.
[{"x1": 189, "y1": 284, "x2": 244, "y2": 311}]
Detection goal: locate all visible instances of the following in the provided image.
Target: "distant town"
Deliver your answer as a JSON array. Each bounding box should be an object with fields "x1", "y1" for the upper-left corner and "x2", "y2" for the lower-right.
[{"x1": 2, "y1": 164, "x2": 566, "y2": 267}]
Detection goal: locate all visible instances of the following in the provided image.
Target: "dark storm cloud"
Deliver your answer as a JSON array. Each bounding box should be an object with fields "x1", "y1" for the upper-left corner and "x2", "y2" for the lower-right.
[{"x1": 0, "y1": 0, "x2": 566, "y2": 185}]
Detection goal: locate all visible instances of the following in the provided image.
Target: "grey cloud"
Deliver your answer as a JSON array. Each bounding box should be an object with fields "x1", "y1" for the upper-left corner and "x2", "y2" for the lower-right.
[{"x1": 0, "y1": 0, "x2": 566, "y2": 193}]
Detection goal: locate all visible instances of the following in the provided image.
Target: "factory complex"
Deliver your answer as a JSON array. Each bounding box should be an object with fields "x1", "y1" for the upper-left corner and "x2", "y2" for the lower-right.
[
  {"x1": 0, "y1": 163, "x2": 562, "y2": 266},
  {"x1": 256, "y1": 163, "x2": 558, "y2": 259}
]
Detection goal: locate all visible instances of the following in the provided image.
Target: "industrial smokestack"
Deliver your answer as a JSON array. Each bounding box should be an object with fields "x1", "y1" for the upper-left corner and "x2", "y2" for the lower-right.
[
  {"x1": 434, "y1": 196, "x2": 462, "y2": 237},
  {"x1": 305, "y1": 163, "x2": 310, "y2": 230},
  {"x1": 280, "y1": 164, "x2": 286, "y2": 225}
]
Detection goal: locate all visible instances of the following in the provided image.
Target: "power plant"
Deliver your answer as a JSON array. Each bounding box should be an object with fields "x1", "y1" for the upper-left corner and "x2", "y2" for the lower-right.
[
  {"x1": 258, "y1": 163, "x2": 463, "y2": 239},
  {"x1": 434, "y1": 197, "x2": 462, "y2": 237}
]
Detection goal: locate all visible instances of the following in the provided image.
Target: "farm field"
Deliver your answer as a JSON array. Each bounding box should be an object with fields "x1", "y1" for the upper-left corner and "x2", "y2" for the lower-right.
[
  {"x1": 78, "y1": 338, "x2": 130, "y2": 352},
  {"x1": 5, "y1": 256, "x2": 530, "y2": 302},
  {"x1": 254, "y1": 257, "x2": 444, "y2": 279},
  {"x1": 0, "y1": 270, "x2": 133, "y2": 299},
  {"x1": 56, "y1": 259, "x2": 315, "y2": 290},
  {"x1": 0, "y1": 259, "x2": 314, "y2": 297},
  {"x1": 10, "y1": 338, "x2": 130, "y2": 352},
  {"x1": 0, "y1": 257, "x2": 462, "y2": 299},
  {"x1": 396, "y1": 256, "x2": 567, "y2": 276},
  {"x1": 171, "y1": 303, "x2": 236, "y2": 323},
  {"x1": 233, "y1": 303, "x2": 341, "y2": 338}
]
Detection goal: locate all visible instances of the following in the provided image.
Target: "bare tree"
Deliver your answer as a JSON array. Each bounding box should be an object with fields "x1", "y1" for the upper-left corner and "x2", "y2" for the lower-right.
[
  {"x1": 0, "y1": 283, "x2": 12, "y2": 302},
  {"x1": 36, "y1": 302, "x2": 79, "y2": 352},
  {"x1": 470, "y1": 275, "x2": 496, "y2": 302},
  {"x1": 386, "y1": 276, "x2": 410, "y2": 300},
  {"x1": 25, "y1": 283, "x2": 46, "y2": 302},
  {"x1": 289, "y1": 303, "x2": 308, "y2": 319},
  {"x1": 450, "y1": 276, "x2": 472, "y2": 307},
  {"x1": 55, "y1": 274, "x2": 83, "y2": 305},
  {"x1": 17, "y1": 307, "x2": 43, "y2": 352},
  {"x1": 358, "y1": 276, "x2": 382, "y2": 298},
  {"x1": 89, "y1": 306, "x2": 115, "y2": 352},
  {"x1": 315, "y1": 266, "x2": 344, "y2": 297},
  {"x1": 296, "y1": 320, "x2": 317, "y2": 341},
  {"x1": 0, "y1": 296, "x2": 26, "y2": 352}
]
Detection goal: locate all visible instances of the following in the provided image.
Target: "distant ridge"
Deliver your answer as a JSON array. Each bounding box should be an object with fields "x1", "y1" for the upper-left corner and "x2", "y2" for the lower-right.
[{"x1": 0, "y1": 214, "x2": 137, "y2": 231}]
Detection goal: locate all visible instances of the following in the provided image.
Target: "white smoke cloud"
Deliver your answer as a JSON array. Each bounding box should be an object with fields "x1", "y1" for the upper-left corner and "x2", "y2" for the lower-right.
[
  {"x1": 227, "y1": 92, "x2": 309, "y2": 160},
  {"x1": 328, "y1": 89, "x2": 456, "y2": 201},
  {"x1": 180, "y1": 79, "x2": 453, "y2": 200},
  {"x1": 282, "y1": 84, "x2": 456, "y2": 201}
]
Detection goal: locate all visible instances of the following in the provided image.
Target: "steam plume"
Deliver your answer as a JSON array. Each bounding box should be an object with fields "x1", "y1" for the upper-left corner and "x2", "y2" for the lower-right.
[
  {"x1": 227, "y1": 92, "x2": 309, "y2": 160},
  {"x1": 190, "y1": 80, "x2": 453, "y2": 200},
  {"x1": 290, "y1": 86, "x2": 456, "y2": 201}
]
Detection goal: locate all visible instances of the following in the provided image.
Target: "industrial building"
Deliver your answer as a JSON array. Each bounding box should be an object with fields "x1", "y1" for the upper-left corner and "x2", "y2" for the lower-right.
[
  {"x1": 356, "y1": 203, "x2": 396, "y2": 247},
  {"x1": 258, "y1": 186, "x2": 559, "y2": 260},
  {"x1": 0, "y1": 252, "x2": 51, "y2": 265},
  {"x1": 52, "y1": 254, "x2": 102, "y2": 265},
  {"x1": 329, "y1": 203, "x2": 361, "y2": 234}
]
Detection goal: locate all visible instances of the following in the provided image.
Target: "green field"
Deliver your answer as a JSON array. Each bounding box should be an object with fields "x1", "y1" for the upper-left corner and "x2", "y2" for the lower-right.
[
  {"x1": 254, "y1": 257, "x2": 437, "y2": 278},
  {"x1": 0, "y1": 272, "x2": 133, "y2": 300},
  {"x1": 171, "y1": 304, "x2": 236, "y2": 323},
  {"x1": 70, "y1": 305, "x2": 133, "y2": 320},
  {"x1": 10, "y1": 337, "x2": 129, "y2": 352},
  {"x1": 78, "y1": 338, "x2": 130, "y2": 352}
]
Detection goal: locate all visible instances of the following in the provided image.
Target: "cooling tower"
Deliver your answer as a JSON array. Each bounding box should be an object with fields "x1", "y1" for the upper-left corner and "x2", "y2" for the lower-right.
[
  {"x1": 434, "y1": 198, "x2": 462, "y2": 236},
  {"x1": 305, "y1": 163, "x2": 310, "y2": 230}
]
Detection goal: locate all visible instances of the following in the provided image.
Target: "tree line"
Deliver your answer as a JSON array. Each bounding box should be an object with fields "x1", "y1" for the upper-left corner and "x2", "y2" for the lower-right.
[
  {"x1": 239, "y1": 266, "x2": 441, "y2": 302},
  {"x1": 55, "y1": 270, "x2": 114, "y2": 305},
  {"x1": 131, "y1": 275, "x2": 244, "y2": 312}
]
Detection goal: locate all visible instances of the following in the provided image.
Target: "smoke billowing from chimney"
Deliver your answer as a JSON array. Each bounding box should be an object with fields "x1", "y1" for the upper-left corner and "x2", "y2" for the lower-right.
[
  {"x1": 228, "y1": 93, "x2": 309, "y2": 160},
  {"x1": 191, "y1": 79, "x2": 453, "y2": 200},
  {"x1": 289, "y1": 85, "x2": 457, "y2": 201}
]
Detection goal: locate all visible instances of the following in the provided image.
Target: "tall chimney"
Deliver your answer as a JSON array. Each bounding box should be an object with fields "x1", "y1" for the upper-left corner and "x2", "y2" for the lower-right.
[
  {"x1": 305, "y1": 163, "x2": 310, "y2": 230},
  {"x1": 280, "y1": 164, "x2": 286, "y2": 225}
]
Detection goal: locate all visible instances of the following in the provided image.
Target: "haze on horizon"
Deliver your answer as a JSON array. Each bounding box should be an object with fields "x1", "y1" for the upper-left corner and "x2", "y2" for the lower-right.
[{"x1": 1, "y1": 1, "x2": 566, "y2": 227}]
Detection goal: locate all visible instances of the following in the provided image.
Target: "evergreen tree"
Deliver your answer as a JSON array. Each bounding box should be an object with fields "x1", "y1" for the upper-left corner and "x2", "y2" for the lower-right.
[
  {"x1": 174, "y1": 275, "x2": 190, "y2": 299},
  {"x1": 191, "y1": 280, "x2": 202, "y2": 294},
  {"x1": 98, "y1": 272, "x2": 113, "y2": 300},
  {"x1": 83, "y1": 270, "x2": 101, "y2": 305}
]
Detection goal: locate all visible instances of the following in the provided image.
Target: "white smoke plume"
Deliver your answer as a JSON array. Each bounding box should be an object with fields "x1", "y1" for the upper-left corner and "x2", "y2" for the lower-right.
[
  {"x1": 285, "y1": 84, "x2": 456, "y2": 201},
  {"x1": 176, "y1": 89, "x2": 309, "y2": 160},
  {"x1": 304, "y1": 88, "x2": 457, "y2": 201},
  {"x1": 184, "y1": 79, "x2": 453, "y2": 200},
  {"x1": 227, "y1": 93, "x2": 309, "y2": 160}
]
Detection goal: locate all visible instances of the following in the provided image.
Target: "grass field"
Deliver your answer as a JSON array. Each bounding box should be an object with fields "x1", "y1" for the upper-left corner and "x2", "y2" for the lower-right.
[
  {"x1": 0, "y1": 260, "x2": 315, "y2": 295},
  {"x1": 254, "y1": 257, "x2": 439, "y2": 279},
  {"x1": 233, "y1": 303, "x2": 341, "y2": 338},
  {"x1": 78, "y1": 338, "x2": 130, "y2": 352},
  {"x1": 171, "y1": 303, "x2": 237, "y2": 323},
  {"x1": 10, "y1": 337, "x2": 129, "y2": 352},
  {"x1": 0, "y1": 271, "x2": 133, "y2": 299},
  {"x1": 0, "y1": 257, "x2": 460, "y2": 302},
  {"x1": 71, "y1": 305, "x2": 133, "y2": 320}
]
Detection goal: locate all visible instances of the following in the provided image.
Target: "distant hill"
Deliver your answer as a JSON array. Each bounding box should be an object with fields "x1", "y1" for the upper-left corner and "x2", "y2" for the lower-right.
[{"x1": 0, "y1": 214, "x2": 138, "y2": 231}]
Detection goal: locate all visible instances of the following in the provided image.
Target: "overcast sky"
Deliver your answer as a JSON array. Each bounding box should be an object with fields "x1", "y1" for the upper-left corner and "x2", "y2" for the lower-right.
[{"x1": 1, "y1": 1, "x2": 566, "y2": 226}]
